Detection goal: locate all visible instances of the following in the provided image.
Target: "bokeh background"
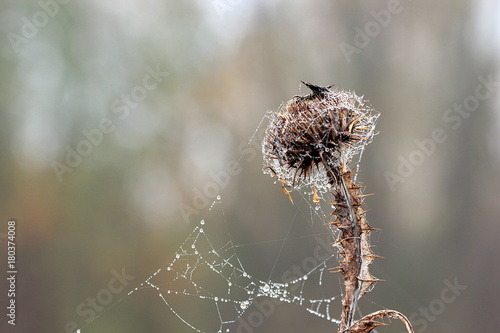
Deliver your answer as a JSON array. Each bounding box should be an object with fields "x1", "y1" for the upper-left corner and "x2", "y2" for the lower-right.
[{"x1": 1, "y1": 0, "x2": 500, "y2": 332}]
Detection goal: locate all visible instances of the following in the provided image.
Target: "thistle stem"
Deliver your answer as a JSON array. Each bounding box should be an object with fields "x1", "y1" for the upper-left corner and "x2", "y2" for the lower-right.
[{"x1": 325, "y1": 161, "x2": 365, "y2": 332}]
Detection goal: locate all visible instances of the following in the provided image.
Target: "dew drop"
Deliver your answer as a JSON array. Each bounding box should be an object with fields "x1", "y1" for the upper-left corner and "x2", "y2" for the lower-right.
[
  {"x1": 199, "y1": 228, "x2": 204, "y2": 233},
  {"x1": 191, "y1": 244, "x2": 195, "y2": 249},
  {"x1": 315, "y1": 205, "x2": 320, "y2": 211},
  {"x1": 175, "y1": 254, "x2": 180, "y2": 259},
  {"x1": 200, "y1": 220, "x2": 205, "y2": 225},
  {"x1": 217, "y1": 195, "x2": 221, "y2": 200},
  {"x1": 228, "y1": 282, "x2": 232, "y2": 286},
  {"x1": 243, "y1": 272, "x2": 247, "y2": 277},
  {"x1": 303, "y1": 275, "x2": 308, "y2": 280},
  {"x1": 262, "y1": 284, "x2": 270, "y2": 293},
  {"x1": 214, "y1": 297, "x2": 219, "y2": 301},
  {"x1": 240, "y1": 301, "x2": 249, "y2": 310}
]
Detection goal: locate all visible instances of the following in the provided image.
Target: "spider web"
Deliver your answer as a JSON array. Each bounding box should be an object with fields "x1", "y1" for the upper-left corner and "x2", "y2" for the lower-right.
[{"x1": 129, "y1": 194, "x2": 343, "y2": 332}]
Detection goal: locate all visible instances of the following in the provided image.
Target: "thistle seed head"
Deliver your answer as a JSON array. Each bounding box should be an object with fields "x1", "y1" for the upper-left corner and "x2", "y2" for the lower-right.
[{"x1": 262, "y1": 82, "x2": 379, "y2": 193}]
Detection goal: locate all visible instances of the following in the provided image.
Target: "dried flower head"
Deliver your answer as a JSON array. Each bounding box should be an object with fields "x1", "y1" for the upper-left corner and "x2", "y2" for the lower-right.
[{"x1": 262, "y1": 82, "x2": 379, "y2": 193}]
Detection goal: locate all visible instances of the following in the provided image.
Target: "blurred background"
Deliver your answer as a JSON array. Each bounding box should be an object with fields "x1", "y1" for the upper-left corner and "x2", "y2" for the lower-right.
[{"x1": 1, "y1": 0, "x2": 500, "y2": 332}]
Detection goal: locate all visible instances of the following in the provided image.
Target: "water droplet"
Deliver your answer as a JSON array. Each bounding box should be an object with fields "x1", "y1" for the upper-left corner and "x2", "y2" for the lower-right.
[
  {"x1": 214, "y1": 297, "x2": 219, "y2": 301},
  {"x1": 191, "y1": 244, "x2": 195, "y2": 249},
  {"x1": 315, "y1": 205, "x2": 320, "y2": 211},
  {"x1": 200, "y1": 220, "x2": 205, "y2": 225},
  {"x1": 175, "y1": 254, "x2": 180, "y2": 259},
  {"x1": 167, "y1": 267, "x2": 171, "y2": 271},
  {"x1": 262, "y1": 284, "x2": 270, "y2": 293},
  {"x1": 199, "y1": 228, "x2": 204, "y2": 233},
  {"x1": 228, "y1": 282, "x2": 232, "y2": 286},
  {"x1": 240, "y1": 301, "x2": 249, "y2": 310},
  {"x1": 303, "y1": 275, "x2": 308, "y2": 280},
  {"x1": 243, "y1": 272, "x2": 247, "y2": 277},
  {"x1": 217, "y1": 195, "x2": 221, "y2": 200}
]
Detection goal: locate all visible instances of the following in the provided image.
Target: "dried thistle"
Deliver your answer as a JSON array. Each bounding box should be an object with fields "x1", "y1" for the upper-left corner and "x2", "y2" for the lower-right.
[
  {"x1": 262, "y1": 82, "x2": 413, "y2": 333},
  {"x1": 262, "y1": 82, "x2": 378, "y2": 194}
]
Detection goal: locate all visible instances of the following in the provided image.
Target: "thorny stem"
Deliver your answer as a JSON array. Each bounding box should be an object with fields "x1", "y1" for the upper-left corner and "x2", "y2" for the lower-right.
[
  {"x1": 339, "y1": 174, "x2": 361, "y2": 329},
  {"x1": 327, "y1": 159, "x2": 413, "y2": 333},
  {"x1": 325, "y1": 160, "x2": 366, "y2": 331}
]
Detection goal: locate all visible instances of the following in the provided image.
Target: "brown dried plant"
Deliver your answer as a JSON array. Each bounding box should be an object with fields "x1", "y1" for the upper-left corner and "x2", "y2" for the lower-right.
[{"x1": 262, "y1": 82, "x2": 414, "y2": 333}]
